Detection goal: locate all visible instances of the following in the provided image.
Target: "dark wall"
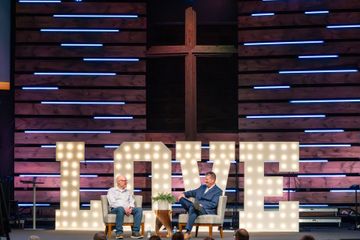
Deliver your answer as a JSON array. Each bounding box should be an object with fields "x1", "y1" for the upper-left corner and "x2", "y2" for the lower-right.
[{"x1": 0, "y1": 0, "x2": 10, "y2": 84}]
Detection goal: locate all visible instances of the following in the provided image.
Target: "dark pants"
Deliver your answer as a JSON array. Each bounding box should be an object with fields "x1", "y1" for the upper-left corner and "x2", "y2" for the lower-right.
[
  {"x1": 110, "y1": 207, "x2": 142, "y2": 234},
  {"x1": 179, "y1": 198, "x2": 206, "y2": 232}
]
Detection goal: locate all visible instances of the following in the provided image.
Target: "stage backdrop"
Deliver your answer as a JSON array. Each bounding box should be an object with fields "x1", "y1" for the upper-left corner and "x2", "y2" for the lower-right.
[
  {"x1": 14, "y1": 0, "x2": 360, "y2": 225},
  {"x1": 0, "y1": 0, "x2": 10, "y2": 90}
]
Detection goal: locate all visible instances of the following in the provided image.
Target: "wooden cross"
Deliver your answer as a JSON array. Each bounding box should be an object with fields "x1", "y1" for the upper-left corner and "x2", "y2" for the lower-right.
[{"x1": 147, "y1": 6, "x2": 236, "y2": 140}]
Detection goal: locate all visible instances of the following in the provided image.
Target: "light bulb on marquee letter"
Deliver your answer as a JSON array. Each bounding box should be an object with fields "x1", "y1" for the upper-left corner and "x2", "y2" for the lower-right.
[
  {"x1": 239, "y1": 142, "x2": 299, "y2": 232},
  {"x1": 55, "y1": 142, "x2": 104, "y2": 230}
]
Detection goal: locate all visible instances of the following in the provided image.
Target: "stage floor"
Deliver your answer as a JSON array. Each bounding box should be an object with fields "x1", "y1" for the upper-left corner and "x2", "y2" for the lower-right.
[{"x1": 9, "y1": 228, "x2": 360, "y2": 240}]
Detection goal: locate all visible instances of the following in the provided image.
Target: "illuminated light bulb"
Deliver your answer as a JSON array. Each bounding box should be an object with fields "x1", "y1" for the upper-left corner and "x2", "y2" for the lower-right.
[
  {"x1": 256, "y1": 200, "x2": 262, "y2": 206},
  {"x1": 257, "y1": 143, "x2": 263, "y2": 149},
  {"x1": 71, "y1": 162, "x2": 78, "y2": 168},
  {"x1": 267, "y1": 189, "x2": 273, "y2": 195},
  {"x1": 256, "y1": 213, "x2": 263, "y2": 219},
  {"x1": 247, "y1": 213, "x2": 253, "y2": 219},
  {"x1": 281, "y1": 144, "x2": 287, "y2": 150},
  {"x1": 266, "y1": 179, "x2": 273, "y2": 185},
  {"x1": 92, "y1": 222, "x2": 99, "y2": 227},
  {"x1": 124, "y1": 145, "x2": 130, "y2": 152},
  {"x1": 62, "y1": 191, "x2": 68, "y2": 197},
  {"x1": 247, "y1": 189, "x2": 253, "y2": 195},
  {"x1": 116, "y1": 164, "x2": 121, "y2": 170},
  {"x1": 257, "y1": 166, "x2": 263, "y2": 173},
  {"x1": 269, "y1": 154, "x2": 275, "y2": 160},
  {"x1": 76, "y1": 152, "x2": 83, "y2": 159},
  {"x1": 247, "y1": 144, "x2": 253, "y2": 150},
  {"x1": 239, "y1": 154, "x2": 245, "y2": 160},
  {"x1": 163, "y1": 164, "x2": 169, "y2": 169},
  {"x1": 58, "y1": 143, "x2": 64, "y2": 150},
  {"x1": 56, "y1": 211, "x2": 60, "y2": 217},
  {"x1": 185, "y1": 153, "x2": 191, "y2": 159},
  {"x1": 71, "y1": 211, "x2": 77, "y2": 217},
  {"x1": 144, "y1": 143, "x2": 150, "y2": 149},
  {"x1": 163, "y1": 174, "x2": 169, "y2": 180},
  {"x1": 63, "y1": 201, "x2": 69, "y2": 207},
  {"x1": 185, "y1": 144, "x2": 191, "y2": 150},
  {"x1": 246, "y1": 179, "x2": 252, "y2": 185},
  {"x1": 291, "y1": 163, "x2": 298, "y2": 170},
  {"x1": 127, "y1": 184, "x2": 132, "y2": 189},
  {"x1": 125, "y1": 153, "x2": 131, "y2": 160},
  {"x1": 210, "y1": 154, "x2": 216, "y2": 159},
  {"x1": 184, "y1": 180, "x2": 189, "y2": 185},
  {"x1": 281, "y1": 154, "x2": 287, "y2": 160},
  {"x1": 153, "y1": 173, "x2": 159, "y2": 179},
  {"x1": 63, "y1": 170, "x2": 69, "y2": 176},
  {"x1": 256, "y1": 189, "x2": 263, "y2": 195},
  {"x1": 66, "y1": 152, "x2": 73, "y2": 159},
  {"x1": 281, "y1": 223, "x2": 286, "y2": 229},
  {"x1": 247, "y1": 167, "x2": 253, "y2": 173},
  {"x1": 93, "y1": 202, "x2": 99, "y2": 208},
  {"x1": 256, "y1": 154, "x2": 263, "y2": 160},
  {"x1": 83, "y1": 212, "x2": 88, "y2": 217},
  {"x1": 125, "y1": 163, "x2": 131, "y2": 170},
  {"x1": 125, "y1": 174, "x2": 131, "y2": 179},
  {"x1": 240, "y1": 144, "x2": 245, "y2": 150},
  {"x1": 154, "y1": 144, "x2": 160, "y2": 151},
  {"x1": 269, "y1": 144, "x2": 276, "y2": 150},
  {"x1": 276, "y1": 189, "x2": 283, "y2": 195},
  {"x1": 221, "y1": 180, "x2": 226, "y2": 185},
  {"x1": 62, "y1": 161, "x2": 69, "y2": 168},
  {"x1": 72, "y1": 180, "x2": 78, "y2": 187},
  {"x1": 240, "y1": 212, "x2": 245, "y2": 218},
  {"x1": 281, "y1": 163, "x2": 288, "y2": 169},
  {"x1": 182, "y1": 170, "x2": 188, "y2": 175},
  {"x1": 62, "y1": 210, "x2": 68, "y2": 217},
  {"x1": 291, "y1": 143, "x2": 297, "y2": 149},
  {"x1": 191, "y1": 168, "x2": 197, "y2": 173},
  {"x1": 133, "y1": 154, "x2": 140, "y2": 160},
  {"x1": 177, "y1": 144, "x2": 182, "y2": 150},
  {"x1": 62, "y1": 221, "x2": 68, "y2": 227},
  {"x1": 145, "y1": 154, "x2": 150, "y2": 160},
  {"x1": 291, "y1": 212, "x2": 297, "y2": 218},
  {"x1": 247, "y1": 154, "x2": 253, "y2": 160},
  {"x1": 229, "y1": 144, "x2": 235, "y2": 150},
  {"x1": 71, "y1": 170, "x2": 77, "y2": 177},
  {"x1": 195, "y1": 153, "x2": 201, "y2": 159},
  {"x1": 291, "y1": 154, "x2": 298, "y2": 161},
  {"x1": 82, "y1": 222, "x2": 88, "y2": 227},
  {"x1": 62, "y1": 181, "x2": 69, "y2": 187},
  {"x1": 269, "y1": 212, "x2": 275, "y2": 218},
  {"x1": 276, "y1": 179, "x2": 282, "y2": 185},
  {"x1": 57, "y1": 152, "x2": 64, "y2": 159},
  {"x1": 194, "y1": 179, "x2": 199, "y2": 184},
  {"x1": 93, "y1": 212, "x2": 99, "y2": 217},
  {"x1": 291, "y1": 203, "x2": 298, "y2": 209},
  {"x1": 77, "y1": 144, "x2": 83, "y2": 150},
  {"x1": 134, "y1": 143, "x2": 140, "y2": 149},
  {"x1": 71, "y1": 191, "x2": 77, "y2": 197},
  {"x1": 154, "y1": 163, "x2": 159, "y2": 169},
  {"x1": 257, "y1": 179, "x2": 264, "y2": 185},
  {"x1": 291, "y1": 223, "x2": 297, "y2": 228},
  {"x1": 116, "y1": 154, "x2": 122, "y2": 160},
  {"x1": 66, "y1": 143, "x2": 74, "y2": 150},
  {"x1": 153, "y1": 153, "x2": 159, "y2": 159},
  {"x1": 154, "y1": 184, "x2": 159, "y2": 189},
  {"x1": 195, "y1": 144, "x2": 201, "y2": 150},
  {"x1": 220, "y1": 153, "x2": 226, "y2": 159},
  {"x1": 162, "y1": 153, "x2": 169, "y2": 159},
  {"x1": 269, "y1": 223, "x2": 275, "y2": 228},
  {"x1": 177, "y1": 153, "x2": 182, "y2": 159},
  {"x1": 163, "y1": 183, "x2": 169, "y2": 189},
  {"x1": 257, "y1": 223, "x2": 263, "y2": 229},
  {"x1": 247, "y1": 201, "x2": 253, "y2": 206},
  {"x1": 222, "y1": 169, "x2": 228, "y2": 175},
  {"x1": 280, "y1": 213, "x2": 286, "y2": 218},
  {"x1": 229, "y1": 153, "x2": 235, "y2": 159}
]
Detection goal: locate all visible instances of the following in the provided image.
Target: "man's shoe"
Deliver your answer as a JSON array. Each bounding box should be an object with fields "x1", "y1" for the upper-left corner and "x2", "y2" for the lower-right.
[
  {"x1": 130, "y1": 232, "x2": 143, "y2": 239},
  {"x1": 115, "y1": 233, "x2": 124, "y2": 239},
  {"x1": 184, "y1": 232, "x2": 191, "y2": 239}
]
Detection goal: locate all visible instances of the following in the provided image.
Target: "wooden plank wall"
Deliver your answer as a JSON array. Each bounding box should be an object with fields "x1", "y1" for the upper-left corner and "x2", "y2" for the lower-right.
[
  {"x1": 238, "y1": 0, "x2": 360, "y2": 206},
  {"x1": 14, "y1": 1, "x2": 147, "y2": 211}
]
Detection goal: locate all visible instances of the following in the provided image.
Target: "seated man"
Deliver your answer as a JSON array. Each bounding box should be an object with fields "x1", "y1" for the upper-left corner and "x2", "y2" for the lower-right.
[
  {"x1": 107, "y1": 175, "x2": 143, "y2": 239},
  {"x1": 178, "y1": 171, "x2": 222, "y2": 239}
]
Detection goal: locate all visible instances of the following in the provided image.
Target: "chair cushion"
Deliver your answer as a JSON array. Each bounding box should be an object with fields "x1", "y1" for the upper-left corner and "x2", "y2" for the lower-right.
[
  {"x1": 178, "y1": 213, "x2": 222, "y2": 224},
  {"x1": 104, "y1": 213, "x2": 145, "y2": 224}
]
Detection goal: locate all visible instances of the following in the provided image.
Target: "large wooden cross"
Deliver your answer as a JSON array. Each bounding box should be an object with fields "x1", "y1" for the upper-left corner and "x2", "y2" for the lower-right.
[{"x1": 147, "y1": 6, "x2": 236, "y2": 140}]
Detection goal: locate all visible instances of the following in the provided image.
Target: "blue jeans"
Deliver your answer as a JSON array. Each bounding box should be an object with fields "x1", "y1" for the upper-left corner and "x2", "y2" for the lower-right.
[
  {"x1": 110, "y1": 207, "x2": 143, "y2": 234},
  {"x1": 179, "y1": 198, "x2": 206, "y2": 232}
]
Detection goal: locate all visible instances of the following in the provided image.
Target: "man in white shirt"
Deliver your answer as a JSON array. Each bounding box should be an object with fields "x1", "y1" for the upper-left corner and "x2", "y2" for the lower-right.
[{"x1": 107, "y1": 175, "x2": 143, "y2": 239}]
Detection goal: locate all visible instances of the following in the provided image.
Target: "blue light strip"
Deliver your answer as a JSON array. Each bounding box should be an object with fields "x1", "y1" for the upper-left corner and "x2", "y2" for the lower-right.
[
  {"x1": 83, "y1": 58, "x2": 139, "y2": 62},
  {"x1": 104, "y1": 145, "x2": 119, "y2": 149},
  {"x1": 253, "y1": 85, "x2": 290, "y2": 89},
  {"x1": 298, "y1": 174, "x2": 346, "y2": 178},
  {"x1": 244, "y1": 40, "x2": 324, "y2": 46},
  {"x1": 327, "y1": 24, "x2": 360, "y2": 29},
  {"x1": 300, "y1": 204, "x2": 329, "y2": 207},
  {"x1": 25, "y1": 130, "x2": 111, "y2": 134},
  {"x1": 19, "y1": 0, "x2": 61, "y2": 2},
  {"x1": 41, "y1": 101, "x2": 125, "y2": 105},
  {"x1": 300, "y1": 144, "x2": 351, "y2": 148},
  {"x1": 40, "y1": 29, "x2": 119, "y2": 32},
  {"x1": 61, "y1": 43, "x2": 103, "y2": 47},
  {"x1": 18, "y1": 203, "x2": 51, "y2": 207},
  {"x1": 298, "y1": 55, "x2": 339, "y2": 59},
  {"x1": 246, "y1": 114, "x2": 326, "y2": 119},
  {"x1": 299, "y1": 159, "x2": 328, "y2": 163},
  {"x1": 53, "y1": 14, "x2": 138, "y2": 18},
  {"x1": 34, "y1": 72, "x2": 116, "y2": 76},
  {"x1": 94, "y1": 116, "x2": 133, "y2": 120},
  {"x1": 19, "y1": 174, "x2": 98, "y2": 178},
  {"x1": 225, "y1": 189, "x2": 237, "y2": 193},
  {"x1": 279, "y1": 69, "x2": 358, "y2": 74},
  {"x1": 251, "y1": 13, "x2": 275, "y2": 17},
  {"x1": 22, "y1": 87, "x2": 59, "y2": 90},
  {"x1": 304, "y1": 10, "x2": 329, "y2": 15},
  {"x1": 330, "y1": 190, "x2": 356, "y2": 193},
  {"x1": 41, "y1": 145, "x2": 56, "y2": 148},
  {"x1": 290, "y1": 99, "x2": 360, "y2": 103},
  {"x1": 304, "y1": 129, "x2": 345, "y2": 133},
  {"x1": 283, "y1": 190, "x2": 296, "y2": 193}
]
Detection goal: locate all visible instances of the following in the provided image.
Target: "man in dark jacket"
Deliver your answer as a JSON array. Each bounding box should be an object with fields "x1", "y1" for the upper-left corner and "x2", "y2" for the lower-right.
[{"x1": 178, "y1": 171, "x2": 222, "y2": 239}]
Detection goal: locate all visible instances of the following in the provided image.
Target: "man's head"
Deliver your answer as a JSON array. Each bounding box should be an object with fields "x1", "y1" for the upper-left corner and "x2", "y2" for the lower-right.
[
  {"x1": 116, "y1": 175, "x2": 128, "y2": 189},
  {"x1": 204, "y1": 171, "x2": 216, "y2": 188},
  {"x1": 234, "y1": 228, "x2": 249, "y2": 240},
  {"x1": 300, "y1": 235, "x2": 315, "y2": 240}
]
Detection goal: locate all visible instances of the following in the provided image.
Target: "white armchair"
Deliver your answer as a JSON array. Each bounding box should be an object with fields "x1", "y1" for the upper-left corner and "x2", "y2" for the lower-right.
[
  {"x1": 101, "y1": 195, "x2": 145, "y2": 238},
  {"x1": 178, "y1": 196, "x2": 227, "y2": 238}
]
